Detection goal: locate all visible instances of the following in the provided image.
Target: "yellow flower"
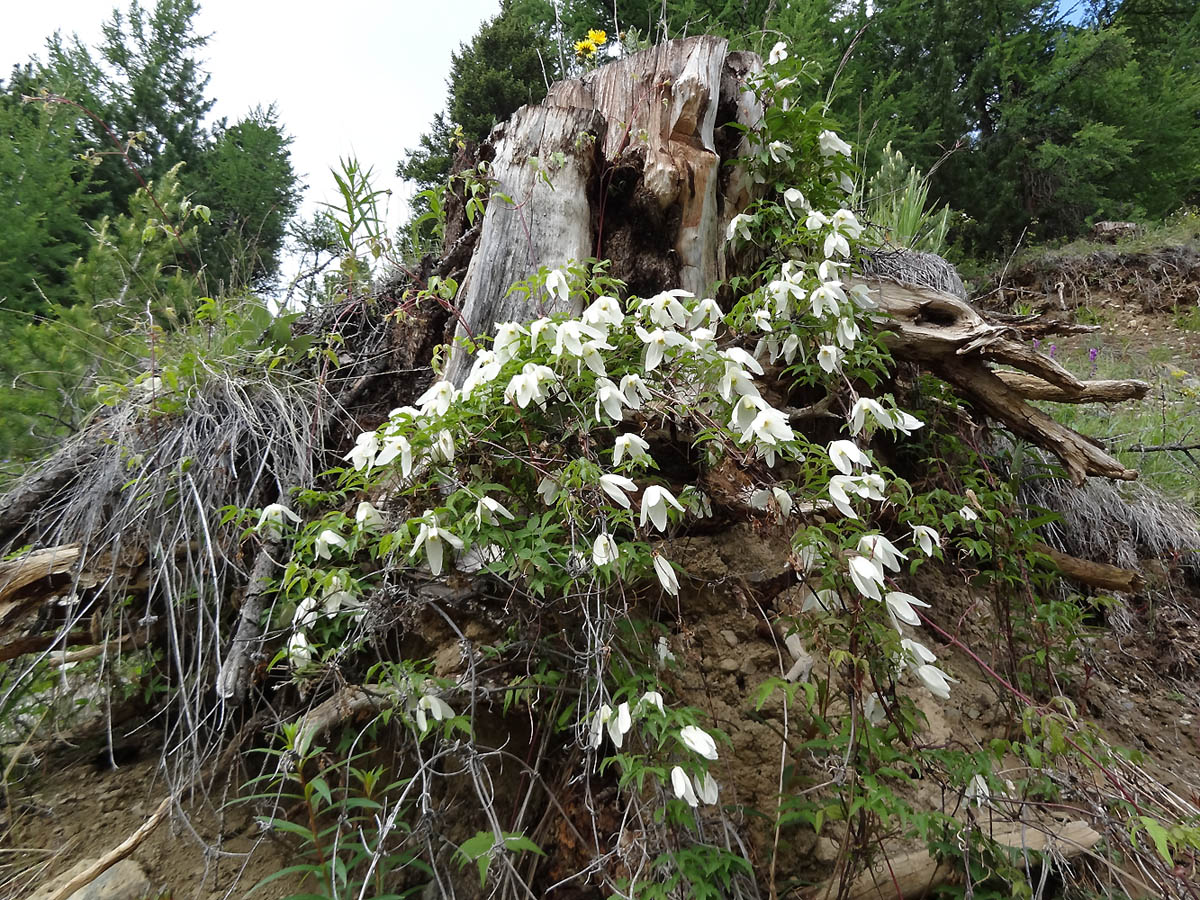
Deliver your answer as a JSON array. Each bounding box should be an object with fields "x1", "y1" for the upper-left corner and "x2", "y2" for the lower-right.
[
  {"x1": 574, "y1": 39, "x2": 596, "y2": 58},
  {"x1": 587, "y1": 29, "x2": 607, "y2": 46}
]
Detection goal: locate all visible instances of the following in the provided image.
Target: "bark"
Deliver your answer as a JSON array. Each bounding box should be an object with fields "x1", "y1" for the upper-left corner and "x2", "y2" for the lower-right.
[{"x1": 1034, "y1": 542, "x2": 1145, "y2": 593}]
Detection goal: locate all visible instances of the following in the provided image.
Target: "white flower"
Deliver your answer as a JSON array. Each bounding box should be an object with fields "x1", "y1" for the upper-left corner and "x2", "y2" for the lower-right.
[
  {"x1": 288, "y1": 632, "x2": 314, "y2": 667},
  {"x1": 545, "y1": 268, "x2": 570, "y2": 304},
  {"x1": 965, "y1": 774, "x2": 990, "y2": 807},
  {"x1": 256, "y1": 503, "x2": 301, "y2": 540},
  {"x1": 849, "y1": 397, "x2": 892, "y2": 434},
  {"x1": 293, "y1": 597, "x2": 319, "y2": 629},
  {"x1": 752, "y1": 307, "x2": 773, "y2": 332},
  {"x1": 824, "y1": 230, "x2": 851, "y2": 259},
  {"x1": 730, "y1": 394, "x2": 767, "y2": 433},
  {"x1": 638, "y1": 289, "x2": 693, "y2": 328},
  {"x1": 809, "y1": 281, "x2": 846, "y2": 318},
  {"x1": 687, "y1": 297, "x2": 722, "y2": 330},
  {"x1": 827, "y1": 475, "x2": 859, "y2": 519},
  {"x1": 719, "y1": 363, "x2": 761, "y2": 402},
  {"x1": 415, "y1": 380, "x2": 456, "y2": 417},
  {"x1": 592, "y1": 532, "x2": 619, "y2": 567},
  {"x1": 375, "y1": 434, "x2": 413, "y2": 476},
  {"x1": 915, "y1": 663, "x2": 955, "y2": 700},
  {"x1": 652, "y1": 553, "x2": 680, "y2": 596},
  {"x1": 620, "y1": 373, "x2": 652, "y2": 408},
  {"x1": 859, "y1": 534, "x2": 906, "y2": 572},
  {"x1": 493, "y1": 321, "x2": 526, "y2": 363},
  {"x1": 590, "y1": 702, "x2": 632, "y2": 750},
  {"x1": 849, "y1": 282, "x2": 877, "y2": 309},
  {"x1": 831, "y1": 208, "x2": 863, "y2": 238},
  {"x1": 726, "y1": 213, "x2": 754, "y2": 244},
  {"x1": 415, "y1": 694, "x2": 455, "y2": 732},
  {"x1": 901, "y1": 638, "x2": 937, "y2": 667},
  {"x1": 553, "y1": 320, "x2": 606, "y2": 359},
  {"x1": 431, "y1": 429, "x2": 455, "y2": 463},
  {"x1": 638, "y1": 691, "x2": 665, "y2": 715},
  {"x1": 528, "y1": 317, "x2": 556, "y2": 353},
  {"x1": 741, "y1": 407, "x2": 795, "y2": 446},
  {"x1": 805, "y1": 209, "x2": 831, "y2": 231},
  {"x1": 599, "y1": 473, "x2": 637, "y2": 508},
  {"x1": 885, "y1": 591, "x2": 930, "y2": 628},
  {"x1": 679, "y1": 725, "x2": 718, "y2": 760},
  {"x1": 344, "y1": 431, "x2": 380, "y2": 472},
  {"x1": 911, "y1": 525, "x2": 940, "y2": 557},
  {"x1": 671, "y1": 765, "x2": 699, "y2": 806},
  {"x1": 768, "y1": 41, "x2": 788, "y2": 65},
  {"x1": 583, "y1": 295, "x2": 624, "y2": 327},
  {"x1": 959, "y1": 505, "x2": 979, "y2": 522},
  {"x1": 537, "y1": 476, "x2": 560, "y2": 505},
  {"x1": 355, "y1": 501, "x2": 385, "y2": 532},
  {"x1": 783, "y1": 187, "x2": 807, "y2": 217},
  {"x1": 613, "y1": 433, "x2": 652, "y2": 467},
  {"x1": 636, "y1": 326, "x2": 691, "y2": 371},
  {"x1": 838, "y1": 172, "x2": 856, "y2": 193},
  {"x1": 836, "y1": 316, "x2": 860, "y2": 349},
  {"x1": 314, "y1": 529, "x2": 348, "y2": 560},
  {"x1": 694, "y1": 771, "x2": 719, "y2": 805},
  {"x1": 890, "y1": 409, "x2": 924, "y2": 434},
  {"x1": 640, "y1": 485, "x2": 684, "y2": 532},
  {"x1": 409, "y1": 515, "x2": 466, "y2": 576},
  {"x1": 817, "y1": 344, "x2": 843, "y2": 374},
  {"x1": 827, "y1": 440, "x2": 871, "y2": 475},
  {"x1": 772, "y1": 486, "x2": 794, "y2": 516},
  {"x1": 767, "y1": 140, "x2": 792, "y2": 163},
  {"x1": 473, "y1": 496, "x2": 515, "y2": 527},
  {"x1": 461, "y1": 349, "x2": 503, "y2": 396},
  {"x1": 505, "y1": 363, "x2": 556, "y2": 409},
  {"x1": 847, "y1": 554, "x2": 885, "y2": 601},
  {"x1": 781, "y1": 333, "x2": 801, "y2": 363},
  {"x1": 818, "y1": 130, "x2": 852, "y2": 157},
  {"x1": 656, "y1": 636, "x2": 675, "y2": 665},
  {"x1": 863, "y1": 692, "x2": 887, "y2": 725}
]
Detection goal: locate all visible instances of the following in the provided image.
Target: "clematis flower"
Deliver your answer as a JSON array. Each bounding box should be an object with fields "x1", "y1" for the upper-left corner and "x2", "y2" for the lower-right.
[
  {"x1": 583, "y1": 295, "x2": 624, "y2": 327},
  {"x1": 885, "y1": 591, "x2": 930, "y2": 628},
  {"x1": 827, "y1": 475, "x2": 860, "y2": 519},
  {"x1": 719, "y1": 362, "x2": 761, "y2": 402},
  {"x1": 768, "y1": 41, "x2": 788, "y2": 65},
  {"x1": 679, "y1": 725, "x2": 718, "y2": 760},
  {"x1": 911, "y1": 525, "x2": 940, "y2": 557},
  {"x1": 409, "y1": 515, "x2": 466, "y2": 576},
  {"x1": 687, "y1": 297, "x2": 722, "y2": 330},
  {"x1": 859, "y1": 534, "x2": 906, "y2": 572},
  {"x1": 652, "y1": 553, "x2": 680, "y2": 596},
  {"x1": 595, "y1": 378, "x2": 628, "y2": 421},
  {"x1": 656, "y1": 636, "x2": 675, "y2": 665},
  {"x1": 901, "y1": 637, "x2": 937, "y2": 668},
  {"x1": 767, "y1": 140, "x2": 792, "y2": 163},
  {"x1": 818, "y1": 130, "x2": 852, "y2": 157},
  {"x1": 640, "y1": 485, "x2": 684, "y2": 532},
  {"x1": 613, "y1": 433, "x2": 651, "y2": 467},
  {"x1": 344, "y1": 431, "x2": 380, "y2": 472},
  {"x1": 415, "y1": 694, "x2": 455, "y2": 732},
  {"x1": 694, "y1": 771, "x2": 719, "y2": 805},
  {"x1": 847, "y1": 554, "x2": 885, "y2": 601},
  {"x1": 537, "y1": 476, "x2": 560, "y2": 506},
  {"x1": 838, "y1": 171, "x2": 856, "y2": 193},
  {"x1": 288, "y1": 632, "x2": 314, "y2": 667},
  {"x1": 620, "y1": 373, "x2": 652, "y2": 409},
  {"x1": 781, "y1": 333, "x2": 801, "y2": 363},
  {"x1": 831, "y1": 208, "x2": 864, "y2": 238},
  {"x1": 636, "y1": 326, "x2": 691, "y2": 371},
  {"x1": 315, "y1": 530, "x2": 348, "y2": 560},
  {"x1": 730, "y1": 394, "x2": 767, "y2": 433},
  {"x1": 783, "y1": 187, "x2": 807, "y2": 217},
  {"x1": 293, "y1": 597, "x2": 319, "y2": 629},
  {"x1": 671, "y1": 766, "x2": 699, "y2": 806},
  {"x1": 492, "y1": 321, "x2": 526, "y2": 363},
  {"x1": 599, "y1": 473, "x2": 637, "y2": 508},
  {"x1": 375, "y1": 435, "x2": 413, "y2": 477},
  {"x1": 809, "y1": 281, "x2": 845, "y2": 318},
  {"x1": 592, "y1": 532, "x2": 619, "y2": 567},
  {"x1": 473, "y1": 496, "x2": 515, "y2": 527},
  {"x1": 256, "y1": 503, "x2": 301, "y2": 540},
  {"x1": 817, "y1": 344, "x2": 843, "y2": 374},
  {"x1": 415, "y1": 380, "x2": 456, "y2": 417},
  {"x1": 958, "y1": 505, "x2": 979, "y2": 522},
  {"x1": 849, "y1": 282, "x2": 877, "y2": 309},
  {"x1": 505, "y1": 363, "x2": 556, "y2": 409},
  {"x1": 890, "y1": 409, "x2": 924, "y2": 434},
  {"x1": 752, "y1": 307, "x2": 773, "y2": 332},
  {"x1": 638, "y1": 290, "x2": 693, "y2": 328},
  {"x1": 741, "y1": 407, "x2": 794, "y2": 446},
  {"x1": 827, "y1": 440, "x2": 871, "y2": 475},
  {"x1": 355, "y1": 501, "x2": 386, "y2": 532},
  {"x1": 638, "y1": 691, "x2": 665, "y2": 714},
  {"x1": 431, "y1": 429, "x2": 455, "y2": 463},
  {"x1": 589, "y1": 702, "x2": 632, "y2": 750},
  {"x1": 850, "y1": 397, "x2": 893, "y2": 434},
  {"x1": 805, "y1": 209, "x2": 831, "y2": 231},
  {"x1": 836, "y1": 317, "x2": 860, "y2": 349},
  {"x1": 863, "y1": 692, "x2": 887, "y2": 725},
  {"x1": 726, "y1": 213, "x2": 754, "y2": 244},
  {"x1": 528, "y1": 317, "x2": 556, "y2": 353},
  {"x1": 965, "y1": 774, "x2": 990, "y2": 807},
  {"x1": 824, "y1": 230, "x2": 851, "y2": 259},
  {"x1": 462, "y1": 350, "x2": 503, "y2": 396},
  {"x1": 915, "y1": 663, "x2": 955, "y2": 699},
  {"x1": 553, "y1": 320, "x2": 606, "y2": 359},
  {"x1": 544, "y1": 268, "x2": 570, "y2": 304}
]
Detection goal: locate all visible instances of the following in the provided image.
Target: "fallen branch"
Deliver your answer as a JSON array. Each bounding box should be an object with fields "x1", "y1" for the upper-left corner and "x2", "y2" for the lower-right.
[
  {"x1": 1121, "y1": 442, "x2": 1200, "y2": 453},
  {"x1": 0, "y1": 629, "x2": 92, "y2": 663},
  {"x1": 292, "y1": 683, "x2": 402, "y2": 751},
  {"x1": 47, "y1": 794, "x2": 172, "y2": 900},
  {"x1": 995, "y1": 372, "x2": 1150, "y2": 404},
  {"x1": 1034, "y1": 542, "x2": 1145, "y2": 593},
  {"x1": 0, "y1": 545, "x2": 81, "y2": 610},
  {"x1": 45, "y1": 631, "x2": 148, "y2": 668}
]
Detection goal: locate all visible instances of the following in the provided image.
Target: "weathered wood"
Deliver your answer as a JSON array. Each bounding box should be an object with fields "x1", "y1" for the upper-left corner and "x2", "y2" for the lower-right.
[
  {"x1": 0, "y1": 545, "x2": 81, "y2": 610},
  {"x1": 445, "y1": 36, "x2": 760, "y2": 384},
  {"x1": 995, "y1": 371, "x2": 1150, "y2": 404},
  {"x1": 1034, "y1": 542, "x2": 1145, "y2": 593},
  {"x1": 858, "y1": 276, "x2": 1141, "y2": 484}
]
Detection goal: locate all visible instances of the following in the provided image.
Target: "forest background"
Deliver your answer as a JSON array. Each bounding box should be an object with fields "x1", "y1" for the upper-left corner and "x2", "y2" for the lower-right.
[{"x1": 0, "y1": 0, "x2": 1197, "y2": 469}]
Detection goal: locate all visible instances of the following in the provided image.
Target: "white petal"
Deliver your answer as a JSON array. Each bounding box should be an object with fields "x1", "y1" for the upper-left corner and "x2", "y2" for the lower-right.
[{"x1": 679, "y1": 725, "x2": 718, "y2": 760}]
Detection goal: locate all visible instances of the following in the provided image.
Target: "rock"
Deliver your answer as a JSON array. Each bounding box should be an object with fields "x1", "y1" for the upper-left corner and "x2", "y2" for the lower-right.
[
  {"x1": 28, "y1": 859, "x2": 152, "y2": 900},
  {"x1": 814, "y1": 836, "x2": 841, "y2": 863},
  {"x1": 719, "y1": 657, "x2": 739, "y2": 672},
  {"x1": 719, "y1": 629, "x2": 739, "y2": 647}
]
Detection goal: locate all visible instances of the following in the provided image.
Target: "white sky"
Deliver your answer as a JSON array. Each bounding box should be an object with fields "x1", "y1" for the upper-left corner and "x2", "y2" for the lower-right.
[{"x1": 2, "y1": 0, "x2": 501, "y2": 230}]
